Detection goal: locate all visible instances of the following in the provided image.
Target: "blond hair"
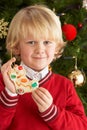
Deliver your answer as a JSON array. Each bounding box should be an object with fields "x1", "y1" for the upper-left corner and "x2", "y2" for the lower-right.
[{"x1": 6, "y1": 4, "x2": 65, "y2": 59}]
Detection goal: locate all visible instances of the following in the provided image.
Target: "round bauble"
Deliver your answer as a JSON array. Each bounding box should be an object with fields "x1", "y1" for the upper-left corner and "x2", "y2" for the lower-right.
[
  {"x1": 62, "y1": 24, "x2": 77, "y2": 41},
  {"x1": 68, "y1": 69, "x2": 86, "y2": 87}
]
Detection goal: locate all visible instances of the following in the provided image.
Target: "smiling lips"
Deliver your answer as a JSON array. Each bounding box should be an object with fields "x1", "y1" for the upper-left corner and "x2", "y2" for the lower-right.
[{"x1": 33, "y1": 56, "x2": 46, "y2": 59}]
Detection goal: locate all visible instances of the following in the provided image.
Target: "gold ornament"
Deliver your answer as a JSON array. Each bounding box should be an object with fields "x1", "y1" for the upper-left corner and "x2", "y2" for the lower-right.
[
  {"x1": 83, "y1": 0, "x2": 87, "y2": 10},
  {"x1": 68, "y1": 69, "x2": 86, "y2": 87},
  {"x1": 68, "y1": 56, "x2": 86, "y2": 87},
  {"x1": 0, "y1": 18, "x2": 9, "y2": 39}
]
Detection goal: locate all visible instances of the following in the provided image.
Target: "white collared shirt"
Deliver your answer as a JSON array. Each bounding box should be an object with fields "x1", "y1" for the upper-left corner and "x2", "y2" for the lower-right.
[{"x1": 21, "y1": 62, "x2": 49, "y2": 81}]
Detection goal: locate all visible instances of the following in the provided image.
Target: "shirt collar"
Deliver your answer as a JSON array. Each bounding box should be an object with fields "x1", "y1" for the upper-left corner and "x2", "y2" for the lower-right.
[{"x1": 20, "y1": 62, "x2": 49, "y2": 81}]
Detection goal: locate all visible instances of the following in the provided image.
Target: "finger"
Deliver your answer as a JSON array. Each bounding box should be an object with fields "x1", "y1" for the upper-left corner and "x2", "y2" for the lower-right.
[
  {"x1": 32, "y1": 89, "x2": 53, "y2": 112},
  {"x1": 7, "y1": 57, "x2": 16, "y2": 67},
  {"x1": 32, "y1": 90, "x2": 45, "y2": 107},
  {"x1": 1, "y1": 57, "x2": 16, "y2": 72},
  {"x1": 32, "y1": 88, "x2": 53, "y2": 106},
  {"x1": 37, "y1": 88, "x2": 53, "y2": 108},
  {"x1": 32, "y1": 89, "x2": 48, "y2": 104},
  {"x1": 38, "y1": 87, "x2": 53, "y2": 100}
]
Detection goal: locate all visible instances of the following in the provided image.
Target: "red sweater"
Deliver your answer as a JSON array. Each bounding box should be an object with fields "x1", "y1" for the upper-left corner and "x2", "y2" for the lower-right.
[{"x1": 0, "y1": 72, "x2": 87, "y2": 130}]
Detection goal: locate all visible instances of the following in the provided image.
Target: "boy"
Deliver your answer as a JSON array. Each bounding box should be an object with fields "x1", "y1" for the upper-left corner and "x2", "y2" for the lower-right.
[{"x1": 0, "y1": 4, "x2": 87, "y2": 130}]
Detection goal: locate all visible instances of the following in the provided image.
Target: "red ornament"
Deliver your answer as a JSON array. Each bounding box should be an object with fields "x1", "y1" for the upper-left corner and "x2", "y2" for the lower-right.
[
  {"x1": 62, "y1": 24, "x2": 77, "y2": 41},
  {"x1": 78, "y1": 23, "x2": 83, "y2": 28},
  {"x1": 18, "y1": 66, "x2": 23, "y2": 70}
]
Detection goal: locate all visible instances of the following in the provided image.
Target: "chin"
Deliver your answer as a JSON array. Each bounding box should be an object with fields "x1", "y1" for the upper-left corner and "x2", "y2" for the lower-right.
[{"x1": 32, "y1": 66, "x2": 45, "y2": 72}]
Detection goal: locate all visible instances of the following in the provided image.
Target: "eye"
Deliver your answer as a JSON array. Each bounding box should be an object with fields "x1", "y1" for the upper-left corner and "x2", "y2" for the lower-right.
[
  {"x1": 43, "y1": 41, "x2": 53, "y2": 45},
  {"x1": 26, "y1": 41, "x2": 36, "y2": 45}
]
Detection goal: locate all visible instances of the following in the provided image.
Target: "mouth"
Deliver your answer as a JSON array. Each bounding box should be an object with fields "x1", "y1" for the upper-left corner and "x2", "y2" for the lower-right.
[{"x1": 33, "y1": 57, "x2": 46, "y2": 59}]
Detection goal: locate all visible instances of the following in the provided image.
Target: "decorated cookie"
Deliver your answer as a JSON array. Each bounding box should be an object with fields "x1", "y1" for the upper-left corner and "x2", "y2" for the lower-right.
[{"x1": 8, "y1": 65, "x2": 39, "y2": 95}]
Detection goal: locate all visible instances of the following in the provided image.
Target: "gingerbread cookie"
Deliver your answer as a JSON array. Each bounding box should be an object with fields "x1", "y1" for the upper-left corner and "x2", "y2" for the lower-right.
[{"x1": 8, "y1": 65, "x2": 39, "y2": 95}]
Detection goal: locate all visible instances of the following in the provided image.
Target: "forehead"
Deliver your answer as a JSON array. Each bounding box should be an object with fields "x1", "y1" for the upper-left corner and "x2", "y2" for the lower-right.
[
  {"x1": 19, "y1": 22, "x2": 59, "y2": 43},
  {"x1": 14, "y1": 8, "x2": 61, "y2": 42}
]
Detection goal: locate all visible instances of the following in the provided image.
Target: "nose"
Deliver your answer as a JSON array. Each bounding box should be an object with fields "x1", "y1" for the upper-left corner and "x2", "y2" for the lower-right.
[{"x1": 35, "y1": 42, "x2": 45, "y2": 54}]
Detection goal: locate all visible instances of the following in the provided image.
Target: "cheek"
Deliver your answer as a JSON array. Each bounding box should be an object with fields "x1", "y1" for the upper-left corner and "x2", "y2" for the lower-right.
[
  {"x1": 49, "y1": 46, "x2": 55, "y2": 55},
  {"x1": 19, "y1": 48, "x2": 29, "y2": 59},
  {"x1": 48, "y1": 48, "x2": 55, "y2": 59},
  {"x1": 21, "y1": 50, "x2": 31, "y2": 58}
]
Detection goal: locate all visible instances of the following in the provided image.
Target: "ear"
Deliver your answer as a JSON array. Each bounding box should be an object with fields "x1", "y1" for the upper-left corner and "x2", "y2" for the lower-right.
[{"x1": 13, "y1": 45, "x2": 20, "y2": 55}]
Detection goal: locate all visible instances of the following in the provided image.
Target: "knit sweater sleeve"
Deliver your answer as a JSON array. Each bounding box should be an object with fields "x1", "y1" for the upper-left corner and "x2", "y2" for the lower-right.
[
  {"x1": 40, "y1": 78, "x2": 87, "y2": 130},
  {"x1": 0, "y1": 74, "x2": 19, "y2": 129}
]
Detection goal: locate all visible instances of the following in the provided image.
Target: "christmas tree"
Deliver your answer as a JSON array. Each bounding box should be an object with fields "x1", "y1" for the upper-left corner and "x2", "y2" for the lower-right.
[{"x1": 0, "y1": 0, "x2": 87, "y2": 114}]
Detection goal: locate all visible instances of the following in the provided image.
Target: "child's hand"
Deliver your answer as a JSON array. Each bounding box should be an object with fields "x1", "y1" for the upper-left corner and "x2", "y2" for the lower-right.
[
  {"x1": 1, "y1": 57, "x2": 17, "y2": 93},
  {"x1": 32, "y1": 87, "x2": 53, "y2": 113}
]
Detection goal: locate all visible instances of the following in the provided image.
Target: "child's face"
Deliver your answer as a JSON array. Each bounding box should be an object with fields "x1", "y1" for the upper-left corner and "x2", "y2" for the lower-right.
[{"x1": 18, "y1": 36, "x2": 56, "y2": 71}]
